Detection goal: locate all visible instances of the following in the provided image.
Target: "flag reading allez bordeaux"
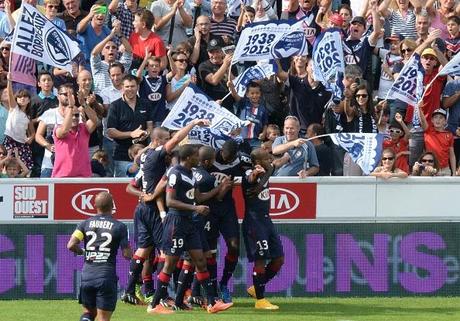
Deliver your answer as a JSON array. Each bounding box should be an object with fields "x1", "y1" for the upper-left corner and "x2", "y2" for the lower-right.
[
  {"x1": 162, "y1": 84, "x2": 248, "y2": 133},
  {"x1": 12, "y1": 3, "x2": 81, "y2": 72},
  {"x1": 232, "y1": 19, "x2": 309, "y2": 63}
]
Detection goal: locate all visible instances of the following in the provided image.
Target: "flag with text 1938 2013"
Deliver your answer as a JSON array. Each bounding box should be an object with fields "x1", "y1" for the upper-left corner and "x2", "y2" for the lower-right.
[{"x1": 11, "y1": 3, "x2": 81, "y2": 72}]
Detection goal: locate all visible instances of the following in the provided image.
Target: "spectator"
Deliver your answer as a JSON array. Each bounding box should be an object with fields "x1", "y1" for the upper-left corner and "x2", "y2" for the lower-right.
[
  {"x1": 426, "y1": 0, "x2": 456, "y2": 40},
  {"x1": 91, "y1": 149, "x2": 108, "y2": 177},
  {"x1": 44, "y1": 0, "x2": 66, "y2": 31},
  {"x1": 0, "y1": 85, "x2": 8, "y2": 146},
  {"x1": 383, "y1": 113, "x2": 410, "y2": 174},
  {"x1": 210, "y1": 0, "x2": 237, "y2": 41},
  {"x1": 4, "y1": 74, "x2": 34, "y2": 170},
  {"x1": 415, "y1": 12, "x2": 431, "y2": 45},
  {"x1": 443, "y1": 77, "x2": 460, "y2": 163},
  {"x1": 343, "y1": 83, "x2": 377, "y2": 134},
  {"x1": 261, "y1": 123, "x2": 280, "y2": 153},
  {"x1": 189, "y1": 15, "x2": 220, "y2": 70},
  {"x1": 108, "y1": 0, "x2": 137, "y2": 39},
  {"x1": 129, "y1": 8, "x2": 167, "y2": 69},
  {"x1": 126, "y1": 143, "x2": 144, "y2": 177},
  {"x1": 59, "y1": 0, "x2": 88, "y2": 33},
  {"x1": 272, "y1": 115, "x2": 319, "y2": 177},
  {"x1": 371, "y1": 148, "x2": 408, "y2": 178},
  {"x1": 283, "y1": 0, "x2": 320, "y2": 45},
  {"x1": 166, "y1": 50, "x2": 196, "y2": 110},
  {"x1": 445, "y1": 15, "x2": 460, "y2": 60},
  {"x1": 375, "y1": 34, "x2": 403, "y2": 101},
  {"x1": 0, "y1": 150, "x2": 30, "y2": 178},
  {"x1": 52, "y1": 95, "x2": 98, "y2": 178},
  {"x1": 91, "y1": 19, "x2": 133, "y2": 94},
  {"x1": 306, "y1": 123, "x2": 333, "y2": 176},
  {"x1": 378, "y1": 0, "x2": 420, "y2": 40},
  {"x1": 150, "y1": 0, "x2": 193, "y2": 46},
  {"x1": 338, "y1": 4, "x2": 352, "y2": 37},
  {"x1": 412, "y1": 151, "x2": 440, "y2": 176},
  {"x1": 107, "y1": 74, "x2": 153, "y2": 177}
]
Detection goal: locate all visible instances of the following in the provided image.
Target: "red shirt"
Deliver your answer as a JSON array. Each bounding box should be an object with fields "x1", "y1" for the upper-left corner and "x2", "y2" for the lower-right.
[
  {"x1": 383, "y1": 138, "x2": 409, "y2": 173},
  {"x1": 424, "y1": 127, "x2": 453, "y2": 168},
  {"x1": 129, "y1": 32, "x2": 166, "y2": 60}
]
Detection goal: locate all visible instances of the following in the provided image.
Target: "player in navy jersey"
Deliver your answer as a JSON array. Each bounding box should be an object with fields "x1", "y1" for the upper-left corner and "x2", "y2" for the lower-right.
[
  {"x1": 148, "y1": 144, "x2": 233, "y2": 314},
  {"x1": 67, "y1": 192, "x2": 132, "y2": 321},
  {"x1": 122, "y1": 119, "x2": 210, "y2": 305},
  {"x1": 208, "y1": 139, "x2": 251, "y2": 302},
  {"x1": 242, "y1": 148, "x2": 284, "y2": 310}
]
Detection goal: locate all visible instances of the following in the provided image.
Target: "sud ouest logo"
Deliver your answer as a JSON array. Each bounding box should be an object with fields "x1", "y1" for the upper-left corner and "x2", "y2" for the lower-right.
[
  {"x1": 269, "y1": 187, "x2": 299, "y2": 216},
  {"x1": 71, "y1": 188, "x2": 116, "y2": 216}
]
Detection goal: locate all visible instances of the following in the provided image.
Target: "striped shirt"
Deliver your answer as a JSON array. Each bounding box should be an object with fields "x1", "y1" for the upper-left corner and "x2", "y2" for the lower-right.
[
  {"x1": 90, "y1": 52, "x2": 133, "y2": 95},
  {"x1": 388, "y1": 9, "x2": 417, "y2": 40},
  {"x1": 210, "y1": 16, "x2": 237, "y2": 39},
  {"x1": 114, "y1": 2, "x2": 135, "y2": 39}
]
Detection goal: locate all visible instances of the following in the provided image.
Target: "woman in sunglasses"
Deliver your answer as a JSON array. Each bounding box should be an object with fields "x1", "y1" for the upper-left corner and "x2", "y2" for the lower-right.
[
  {"x1": 412, "y1": 151, "x2": 440, "y2": 176},
  {"x1": 371, "y1": 148, "x2": 408, "y2": 179},
  {"x1": 165, "y1": 50, "x2": 196, "y2": 109}
]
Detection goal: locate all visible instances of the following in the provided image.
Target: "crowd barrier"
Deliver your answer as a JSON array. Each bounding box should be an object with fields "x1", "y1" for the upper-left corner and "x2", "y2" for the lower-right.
[{"x1": 1, "y1": 177, "x2": 460, "y2": 299}]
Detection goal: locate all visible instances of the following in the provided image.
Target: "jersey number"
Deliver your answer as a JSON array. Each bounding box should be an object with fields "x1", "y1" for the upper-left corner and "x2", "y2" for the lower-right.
[
  {"x1": 172, "y1": 238, "x2": 184, "y2": 248},
  {"x1": 204, "y1": 221, "x2": 211, "y2": 232},
  {"x1": 256, "y1": 240, "x2": 269, "y2": 251},
  {"x1": 86, "y1": 231, "x2": 113, "y2": 252}
]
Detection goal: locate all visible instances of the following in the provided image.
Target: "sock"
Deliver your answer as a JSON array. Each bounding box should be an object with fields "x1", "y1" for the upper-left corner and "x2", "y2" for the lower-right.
[
  {"x1": 143, "y1": 275, "x2": 154, "y2": 296},
  {"x1": 253, "y1": 267, "x2": 266, "y2": 300},
  {"x1": 126, "y1": 255, "x2": 145, "y2": 294},
  {"x1": 174, "y1": 263, "x2": 194, "y2": 306},
  {"x1": 265, "y1": 260, "x2": 282, "y2": 283},
  {"x1": 196, "y1": 271, "x2": 216, "y2": 306},
  {"x1": 207, "y1": 257, "x2": 218, "y2": 294},
  {"x1": 152, "y1": 272, "x2": 171, "y2": 307},
  {"x1": 191, "y1": 274, "x2": 201, "y2": 297},
  {"x1": 220, "y1": 254, "x2": 238, "y2": 287},
  {"x1": 173, "y1": 259, "x2": 184, "y2": 291},
  {"x1": 151, "y1": 256, "x2": 159, "y2": 273},
  {"x1": 156, "y1": 257, "x2": 165, "y2": 275},
  {"x1": 79, "y1": 313, "x2": 94, "y2": 321}
]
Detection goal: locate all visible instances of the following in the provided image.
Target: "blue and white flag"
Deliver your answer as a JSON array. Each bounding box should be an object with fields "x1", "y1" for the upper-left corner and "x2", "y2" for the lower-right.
[
  {"x1": 162, "y1": 84, "x2": 248, "y2": 133},
  {"x1": 386, "y1": 53, "x2": 424, "y2": 106},
  {"x1": 439, "y1": 51, "x2": 460, "y2": 76},
  {"x1": 232, "y1": 61, "x2": 276, "y2": 97},
  {"x1": 11, "y1": 3, "x2": 81, "y2": 72},
  {"x1": 232, "y1": 19, "x2": 309, "y2": 63},
  {"x1": 330, "y1": 133, "x2": 384, "y2": 175},
  {"x1": 312, "y1": 28, "x2": 345, "y2": 101},
  {"x1": 188, "y1": 127, "x2": 243, "y2": 149}
]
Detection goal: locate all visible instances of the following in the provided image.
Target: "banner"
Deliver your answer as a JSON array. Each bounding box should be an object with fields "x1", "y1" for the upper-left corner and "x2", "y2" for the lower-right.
[
  {"x1": 439, "y1": 51, "x2": 460, "y2": 76},
  {"x1": 330, "y1": 133, "x2": 384, "y2": 175},
  {"x1": 11, "y1": 53, "x2": 36, "y2": 87},
  {"x1": 162, "y1": 84, "x2": 248, "y2": 133},
  {"x1": 188, "y1": 127, "x2": 243, "y2": 149},
  {"x1": 312, "y1": 28, "x2": 345, "y2": 101},
  {"x1": 386, "y1": 53, "x2": 424, "y2": 105},
  {"x1": 12, "y1": 3, "x2": 81, "y2": 72},
  {"x1": 232, "y1": 19, "x2": 309, "y2": 63},
  {"x1": 232, "y1": 61, "x2": 276, "y2": 97}
]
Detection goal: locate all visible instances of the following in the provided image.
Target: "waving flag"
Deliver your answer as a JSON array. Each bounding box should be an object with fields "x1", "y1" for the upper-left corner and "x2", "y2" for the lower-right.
[
  {"x1": 188, "y1": 127, "x2": 243, "y2": 149},
  {"x1": 312, "y1": 28, "x2": 345, "y2": 102},
  {"x1": 232, "y1": 19, "x2": 309, "y2": 63},
  {"x1": 330, "y1": 133, "x2": 384, "y2": 175},
  {"x1": 232, "y1": 61, "x2": 276, "y2": 97},
  {"x1": 439, "y1": 51, "x2": 460, "y2": 76},
  {"x1": 11, "y1": 3, "x2": 81, "y2": 72},
  {"x1": 162, "y1": 84, "x2": 248, "y2": 134}
]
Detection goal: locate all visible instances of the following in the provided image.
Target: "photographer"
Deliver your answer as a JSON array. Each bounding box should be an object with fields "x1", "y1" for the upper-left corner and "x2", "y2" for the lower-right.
[{"x1": 411, "y1": 151, "x2": 440, "y2": 176}]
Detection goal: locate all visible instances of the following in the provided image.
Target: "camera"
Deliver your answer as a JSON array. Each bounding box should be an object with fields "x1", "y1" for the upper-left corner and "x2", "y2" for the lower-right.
[
  {"x1": 222, "y1": 45, "x2": 235, "y2": 55},
  {"x1": 355, "y1": 77, "x2": 363, "y2": 86},
  {"x1": 416, "y1": 162, "x2": 425, "y2": 171}
]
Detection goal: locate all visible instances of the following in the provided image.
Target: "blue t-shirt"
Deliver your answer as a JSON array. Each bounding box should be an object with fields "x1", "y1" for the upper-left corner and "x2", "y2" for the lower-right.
[{"x1": 272, "y1": 135, "x2": 319, "y2": 176}]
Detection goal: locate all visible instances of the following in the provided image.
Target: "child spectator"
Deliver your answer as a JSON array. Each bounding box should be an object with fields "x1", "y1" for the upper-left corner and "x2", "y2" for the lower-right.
[
  {"x1": 306, "y1": 123, "x2": 333, "y2": 176},
  {"x1": 375, "y1": 34, "x2": 403, "y2": 100},
  {"x1": 44, "y1": 0, "x2": 66, "y2": 31},
  {"x1": 126, "y1": 143, "x2": 144, "y2": 177},
  {"x1": 445, "y1": 15, "x2": 460, "y2": 61},
  {"x1": 228, "y1": 81, "x2": 268, "y2": 150},
  {"x1": 236, "y1": 5, "x2": 255, "y2": 33},
  {"x1": 261, "y1": 124, "x2": 280, "y2": 153},
  {"x1": 420, "y1": 107, "x2": 456, "y2": 176},
  {"x1": 371, "y1": 148, "x2": 408, "y2": 179},
  {"x1": 376, "y1": 102, "x2": 390, "y2": 134},
  {"x1": 0, "y1": 148, "x2": 30, "y2": 178},
  {"x1": 91, "y1": 150, "x2": 108, "y2": 177},
  {"x1": 383, "y1": 112, "x2": 410, "y2": 173},
  {"x1": 4, "y1": 73, "x2": 34, "y2": 171}
]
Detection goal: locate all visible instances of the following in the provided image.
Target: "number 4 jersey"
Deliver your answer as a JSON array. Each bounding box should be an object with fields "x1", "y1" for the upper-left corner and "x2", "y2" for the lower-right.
[{"x1": 73, "y1": 214, "x2": 129, "y2": 281}]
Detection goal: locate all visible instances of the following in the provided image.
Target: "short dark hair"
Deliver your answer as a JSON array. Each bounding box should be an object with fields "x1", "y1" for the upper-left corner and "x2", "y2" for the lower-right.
[
  {"x1": 447, "y1": 15, "x2": 460, "y2": 26},
  {"x1": 136, "y1": 8, "x2": 155, "y2": 30},
  {"x1": 38, "y1": 70, "x2": 53, "y2": 82},
  {"x1": 179, "y1": 144, "x2": 198, "y2": 161},
  {"x1": 109, "y1": 62, "x2": 125, "y2": 74},
  {"x1": 247, "y1": 81, "x2": 261, "y2": 91},
  {"x1": 122, "y1": 74, "x2": 139, "y2": 85},
  {"x1": 58, "y1": 83, "x2": 74, "y2": 93}
]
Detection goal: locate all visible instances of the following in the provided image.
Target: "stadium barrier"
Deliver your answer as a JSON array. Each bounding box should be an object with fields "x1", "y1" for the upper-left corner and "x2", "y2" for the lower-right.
[{"x1": 1, "y1": 177, "x2": 460, "y2": 298}]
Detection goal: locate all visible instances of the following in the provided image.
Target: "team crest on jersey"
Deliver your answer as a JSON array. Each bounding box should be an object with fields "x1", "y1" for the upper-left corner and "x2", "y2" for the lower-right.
[
  {"x1": 258, "y1": 188, "x2": 270, "y2": 201},
  {"x1": 186, "y1": 188, "x2": 195, "y2": 199},
  {"x1": 169, "y1": 174, "x2": 177, "y2": 187}
]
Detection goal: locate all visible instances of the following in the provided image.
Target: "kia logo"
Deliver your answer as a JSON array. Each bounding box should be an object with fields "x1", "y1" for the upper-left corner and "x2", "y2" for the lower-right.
[
  {"x1": 269, "y1": 187, "x2": 299, "y2": 216},
  {"x1": 71, "y1": 188, "x2": 116, "y2": 216}
]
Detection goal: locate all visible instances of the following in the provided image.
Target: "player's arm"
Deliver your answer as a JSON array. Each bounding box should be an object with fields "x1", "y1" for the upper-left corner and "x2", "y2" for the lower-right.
[
  {"x1": 126, "y1": 180, "x2": 142, "y2": 197},
  {"x1": 246, "y1": 165, "x2": 273, "y2": 197},
  {"x1": 195, "y1": 177, "x2": 232, "y2": 203},
  {"x1": 119, "y1": 224, "x2": 133, "y2": 259},
  {"x1": 67, "y1": 229, "x2": 84, "y2": 255},
  {"x1": 143, "y1": 175, "x2": 167, "y2": 203}
]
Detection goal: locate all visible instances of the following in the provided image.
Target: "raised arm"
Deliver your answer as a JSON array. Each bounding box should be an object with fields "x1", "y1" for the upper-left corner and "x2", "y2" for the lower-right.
[
  {"x1": 164, "y1": 118, "x2": 211, "y2": 153},
  {"x1": 91, "y1": 20, "x2": 121, "y2": 57},
  {"x1": 368, "y1": 0, "x2": 381, "y2": 46}
]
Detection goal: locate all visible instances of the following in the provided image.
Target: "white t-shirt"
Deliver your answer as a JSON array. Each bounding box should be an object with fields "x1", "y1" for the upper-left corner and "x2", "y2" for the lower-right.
[
  {"x1": 38, "y1": 108, "x2": 64, "y2": 170},
  {"x1": 100, "y1": 85, "x2": 122, "y2": 138},
  {"x1": 377, "y1": 49, "x2": 402, "y2": 99},
  {"x1": 5, "y1": 106, "x2": 29, "y2": 143}
]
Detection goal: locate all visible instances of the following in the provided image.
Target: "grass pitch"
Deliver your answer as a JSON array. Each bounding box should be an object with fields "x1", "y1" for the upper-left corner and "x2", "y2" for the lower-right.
[{"x1": 1, "y1": 297, "x2": 460, "y2": 321}]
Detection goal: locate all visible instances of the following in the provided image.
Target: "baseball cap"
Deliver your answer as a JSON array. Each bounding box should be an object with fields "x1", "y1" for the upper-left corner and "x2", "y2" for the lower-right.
[
  {"x1": 421, "y1": 48, "x2": 438, "y2": 60},
  {"x1": 432, "y1": 108, "x2": 447, "y2": 117},
  {"x1": 207, "y1": 37, "x2": 224, "y2": 52},
  {"x1": 350, "y1": 16, "x2": 366, "y2": 26},
  {"x1": 329, "y1": 13, "x2": 344, "y2": 27}
]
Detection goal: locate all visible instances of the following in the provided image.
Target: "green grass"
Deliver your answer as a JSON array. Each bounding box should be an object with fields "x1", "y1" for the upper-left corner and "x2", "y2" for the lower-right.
[{"x1": 2, "y1": 297, "x2": 460, "y2": 321}]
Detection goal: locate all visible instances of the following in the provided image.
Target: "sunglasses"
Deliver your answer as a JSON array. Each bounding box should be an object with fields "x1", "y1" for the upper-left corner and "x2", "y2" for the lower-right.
[
  {"x1": 72, "y1": 113, "x2": 80, "y2": 118},
  {"x1": 421, "y1": 159, "x2": 434, "y2": 163},
  {"x1": 400, "y1": 48, "x2": 412, "y2": 54},
  {"x1": 382, "y1": 157, "x2": 394, "y2": 161},
  {"x1": 47, "y1": 5, "x2": 59, "y2": 9},
  {"x1": 0, "y1": 152, "x2": 5, "y2": 156},
  {"x1": 389, "y1": 129, "x2": 402, "y2": 134},
  {"x1": 174, "y1": 59, "x2": 187, "y2": 63},
  {"x1": 356, "y1": 94, "x2": 368, "y2": 98},
  {"x1": 1, "y1": 47, "x2": 10, "y2": 51},
  {"x1": 59, "y1": 92, "x2": 70, "y2": 96}
]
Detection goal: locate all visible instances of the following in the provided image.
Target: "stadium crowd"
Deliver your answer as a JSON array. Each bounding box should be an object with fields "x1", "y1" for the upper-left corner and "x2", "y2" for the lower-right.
[{"x1": 0, "y1": 0, "x2": 458, "y2": 178}]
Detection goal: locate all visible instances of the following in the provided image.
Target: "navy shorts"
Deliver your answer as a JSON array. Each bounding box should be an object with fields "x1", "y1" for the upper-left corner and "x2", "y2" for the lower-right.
[
  {"x1": 242, "y1": 213, "x2": 284, "y2": 262},
  {"x1": 161, "y1": 213, "x2": 203, "y2": 256},
  {"x1": 214, "y1": 201, "x2": 240, "y2": 241},
  {"x1": 192, "y1": 214, "x2": 210, "y2": 253},
  {"x1": 133, "y1": 203, "x2": 163, "y2": 249},
  {"x1": 79, "y1": 278, "x2": 118, "y2": 311}
]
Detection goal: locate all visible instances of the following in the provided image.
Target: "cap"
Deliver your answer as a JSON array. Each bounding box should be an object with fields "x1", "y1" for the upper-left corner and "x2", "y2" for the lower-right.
[
  {"x1": 421, "y1": 48, "x2": 438, "y2": 60},
  {"x1": 350, "y1": 16, "x2": 366, "y2": 26},
  {"x1": 432, "y1": 108, "x2": 447, "y2": 117},
  {"x1": 385, "y1": 34, "x2": 404, "y2": 43},
  {"x1": 329, "y1": 13, "x2": 344, "y2": 27},
  {"x1": 207, "y1": 37, "x2": 224, "y2": 51}
]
